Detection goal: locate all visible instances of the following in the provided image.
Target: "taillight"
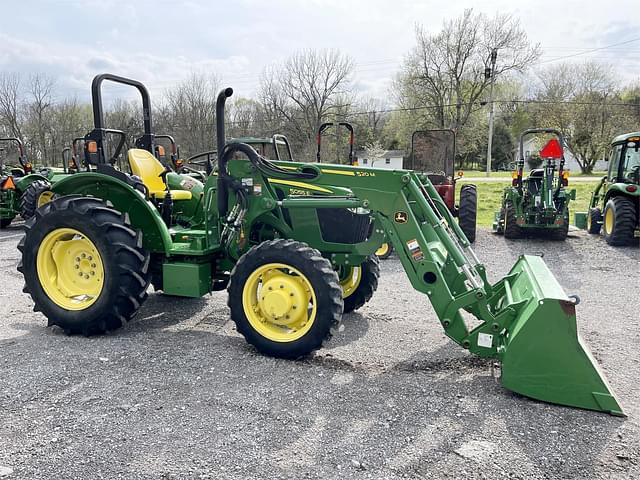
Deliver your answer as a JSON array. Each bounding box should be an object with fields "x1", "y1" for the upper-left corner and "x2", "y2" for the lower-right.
[{"x1": 626, "y1": 185, "x2": 638, "y2": 193}]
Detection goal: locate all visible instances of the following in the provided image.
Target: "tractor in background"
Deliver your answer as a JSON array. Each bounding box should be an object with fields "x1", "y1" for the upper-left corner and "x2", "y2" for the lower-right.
[
  {"x1": 409, "y1": 129, "x2": 477, "y2": 243},
  {"x1": 587, "y1": 132, "x2": 640, "y2": 246},
  {"x1": 0, "y1": 137, "x2": 69, "y2": 227},
  {"x1": 16, "y1": 74, "x2": 623, "y2": 416},
  {"x1": 493, "y1": 128, "x2": 575, "y2": 240}
]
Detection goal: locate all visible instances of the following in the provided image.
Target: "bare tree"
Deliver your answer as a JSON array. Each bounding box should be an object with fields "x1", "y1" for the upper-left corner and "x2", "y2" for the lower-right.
[
  {"x1": 157, "y1": 72, "x2": 220, "y2": 156},
  {"x1": 0, "y1": 73, "x2": 24, "y2": 140},
  {"x1": 260, "y1": 49, "x2": 355, "y2": 158},
  {"x1": 532, "y1": 62, "x2": 620, "y2": 173},
  {"x1": 396, "y1": 9, "x2": 540, "y2": 132},
  {"x1": 26, "y1": 74, "x2": 56, "y2": 164}
]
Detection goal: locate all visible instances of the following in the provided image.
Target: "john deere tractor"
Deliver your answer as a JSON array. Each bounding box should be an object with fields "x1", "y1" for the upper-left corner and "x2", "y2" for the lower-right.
[
  {"x1": 494, "y1": 128, "x2": 575, "y2": 240},
  {"x1": 0, "y1": 137, "x2": 70, "y2": 227},
  {"x1": 17, "y1": 74, "x2": 623, "y2": 415},
  {"x1": 587, "y1": 132, "x2": 640, "y2": 246}
]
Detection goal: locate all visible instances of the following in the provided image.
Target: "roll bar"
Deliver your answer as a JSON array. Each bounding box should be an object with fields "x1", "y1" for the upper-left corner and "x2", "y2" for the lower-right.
[
  {"x1": 272, "y1": 134, "x2": 293, "y2": 161},
  {"x1": 0, "y1": 137, "x2": 28, "y2": 169},
  {"x1": 316, "y1": 122, "x2": 355, "y2": 164},
  {"x1": 85, "y1": 74, "x2": 155, "y2": 165},
  {"x1": 516, "y1": 128, "x2": 566, "y2": 189}
]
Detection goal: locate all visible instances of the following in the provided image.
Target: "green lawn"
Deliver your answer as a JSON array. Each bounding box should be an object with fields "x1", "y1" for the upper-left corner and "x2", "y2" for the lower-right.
[
  {"x1": 463, "y1": 170, "x2": 606, "y2": 178},
  {"x1": 456, "y1": 180, "x2": 599, "y2": 227}
]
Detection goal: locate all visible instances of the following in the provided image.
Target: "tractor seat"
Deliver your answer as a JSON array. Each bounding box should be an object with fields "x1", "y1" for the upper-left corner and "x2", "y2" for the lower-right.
[
  {"x1": 528, "y1": 169, "x2": 544, "y2": 178},
  {"x1": 127, "y1": 149, "x2": 192, "y2": 201}
]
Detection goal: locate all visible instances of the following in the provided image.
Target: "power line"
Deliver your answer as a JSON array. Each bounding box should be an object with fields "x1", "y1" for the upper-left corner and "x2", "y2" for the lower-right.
[{"x1": 534, "y1": 36, "x2": 640, "y2": 65}]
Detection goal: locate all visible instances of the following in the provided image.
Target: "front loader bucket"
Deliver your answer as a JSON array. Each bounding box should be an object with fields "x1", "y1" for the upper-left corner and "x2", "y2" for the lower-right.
[{"x1": 498, "y1": 255, "x2": 624, "y2": 416}]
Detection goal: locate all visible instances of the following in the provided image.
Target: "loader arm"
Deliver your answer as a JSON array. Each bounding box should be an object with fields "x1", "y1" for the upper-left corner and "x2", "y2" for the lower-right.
[{"x1": 259, "y1": 161, "x2": 623, "y2": 415}]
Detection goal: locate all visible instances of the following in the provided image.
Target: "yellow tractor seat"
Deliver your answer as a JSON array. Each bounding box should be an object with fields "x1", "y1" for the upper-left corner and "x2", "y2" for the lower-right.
[{"x1": 127, "y1": 149, "x2": 192, "y2": 201}]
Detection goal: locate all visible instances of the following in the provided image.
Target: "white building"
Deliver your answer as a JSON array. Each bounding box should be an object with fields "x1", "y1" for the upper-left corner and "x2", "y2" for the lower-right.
[{"x1": 354, "y1": 150, "x2": 405, "y2": 169}]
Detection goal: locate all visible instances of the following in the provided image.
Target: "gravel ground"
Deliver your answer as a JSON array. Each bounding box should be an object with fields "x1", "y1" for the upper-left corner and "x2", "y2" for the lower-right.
[{"x1": 0, "y1": 222, "x2": 638, "y2": 479}]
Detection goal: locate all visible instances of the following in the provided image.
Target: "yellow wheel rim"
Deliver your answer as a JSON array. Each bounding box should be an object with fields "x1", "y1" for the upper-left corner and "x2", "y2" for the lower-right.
[
  {"x1": 605, "y1": 207, "x2": 614, "y2": 234},
  {"x1": 375, "y1": 243, "x2": 389, "y2": 257},
  {"x1": 36, "y1": 228, "x2": 105, "y2": 311},
  {"x1": 338, "y1": 265, "x2": 362, "y2": 298},
  {"x1": 241, "y1": 263, "x2": 317, "y2": 343},
  {"x1": 37, "y1": 190, "x2": 55, "y2": 208},
  {"x1": 586, "y1": 213, "x2": 592, "y2": 231}
]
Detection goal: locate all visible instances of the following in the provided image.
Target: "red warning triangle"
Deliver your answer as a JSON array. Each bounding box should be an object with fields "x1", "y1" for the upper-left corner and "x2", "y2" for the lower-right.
[{"x1": 539, "y1": 138, "x2": 563, "y2": 159}]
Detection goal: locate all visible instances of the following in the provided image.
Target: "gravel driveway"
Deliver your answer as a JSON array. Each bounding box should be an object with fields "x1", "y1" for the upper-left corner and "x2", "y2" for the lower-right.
[{"x1": 0, "y1": 222, "x2": 638, "y2": 479}]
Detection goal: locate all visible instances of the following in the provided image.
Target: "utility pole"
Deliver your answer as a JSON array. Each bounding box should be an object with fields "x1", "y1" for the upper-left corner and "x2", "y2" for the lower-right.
[{"x1": 485, "y1": 48, "x2": 498, "y2": 177}]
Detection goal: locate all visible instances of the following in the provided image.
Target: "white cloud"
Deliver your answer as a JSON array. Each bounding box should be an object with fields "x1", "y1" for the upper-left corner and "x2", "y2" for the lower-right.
[{"x1": 1, "y1": 0, "x2": 639, "y2": 103}]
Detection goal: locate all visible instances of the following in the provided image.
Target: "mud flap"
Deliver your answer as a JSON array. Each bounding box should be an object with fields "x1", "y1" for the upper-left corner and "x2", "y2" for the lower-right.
[{"x1": 498, "y1": 255, "x2": 624, "y2": 416}]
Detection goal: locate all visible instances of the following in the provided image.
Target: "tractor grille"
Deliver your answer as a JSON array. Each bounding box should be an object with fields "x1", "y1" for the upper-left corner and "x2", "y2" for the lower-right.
[{"x1": 316, "y1": 208, "x2": 372, "y2": 244}]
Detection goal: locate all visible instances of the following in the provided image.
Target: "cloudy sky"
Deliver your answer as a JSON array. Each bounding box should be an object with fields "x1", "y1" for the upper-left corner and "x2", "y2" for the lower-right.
[{"x1": 2, "y1": 0, "x2": 639, "y2": 102}]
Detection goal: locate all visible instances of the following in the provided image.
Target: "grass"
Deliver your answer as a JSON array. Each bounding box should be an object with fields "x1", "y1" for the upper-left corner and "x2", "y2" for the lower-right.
[
  {"x1": 456, "y1": 180, "x2": 599, "y2": 227},
  {"x1": 463, "y1": 170, "x2": 606, "y2": 178}
]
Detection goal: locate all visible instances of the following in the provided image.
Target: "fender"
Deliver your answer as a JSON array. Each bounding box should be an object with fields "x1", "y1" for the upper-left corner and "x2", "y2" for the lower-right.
[
  {"x1": 604, "y1": 182, "x2": 640, "y2": 203},
  {"x1": 15, "y1": 173, "x2": 50, "y2": 193},
  {"x1": 50, "y1": 173, "x2": 172, "y2": 254}
]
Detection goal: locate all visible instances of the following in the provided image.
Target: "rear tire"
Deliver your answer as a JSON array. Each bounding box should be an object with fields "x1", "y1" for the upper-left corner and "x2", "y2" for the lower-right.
[
  {"x1": 549, "y1": 213, "x2": 569, "y2": 241},
  {"x1": 228, "y1": 239, "x2": 343, "y2": 359},
  {"x1": 458, "y1": 184, "x2": 477, "y2": 243},
  {"x1": 17, "y1": 196, "x2": 151, "y2": 335},
  {"x1": 20, "y1": 180, "x2": 52, "y2": 220},
  {"x1": 587, "y1": 207, "x2": 602, "y2": 234},
  {"x1": 341, "y1": 255, "x2": 380, "y2": 313},
  {"x1": 503, "y1": 203, "x2": 522, "y2": 239},
  {"x1": 495, "y1": 208, "x2": 505, "y2": 235},
  {"x1": 603, "y1": 197, "x2": 637, "y2": 246}
]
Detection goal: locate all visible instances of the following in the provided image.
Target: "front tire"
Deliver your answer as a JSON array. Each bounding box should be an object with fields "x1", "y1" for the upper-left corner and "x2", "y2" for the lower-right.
[
  {"x1": 458, "y1": 184, "x2": 477, "y2": 243},
  {"x1": 375, "y1": 242, "x2": 393, "y2": 260},
  {"x1": 228, "y1": 239, "x2": 343, "y2": 359},
  {"x1": 587, "y1": 207, "x2": 602, "y2": 234},
  {"x1": 20, "y1": 180, "x2": 52, "y2": 220},
  {"x1": 17, "y1": 196, "x2": 151, "y2": 334},
  {"x1": 339, "y1": 255, "x2": 380, "y2": 313},
  {"x1": 603, "y1": 197, "x2": 637, "y2": 246}
]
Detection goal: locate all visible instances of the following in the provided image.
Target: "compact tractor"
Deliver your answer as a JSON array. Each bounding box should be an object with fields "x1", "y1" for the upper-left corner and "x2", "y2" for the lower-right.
[
  {"x1": 17, "y1": 74, "x2": 622, "y2": 415},
  {"x1": 494, "y1": 128, "x2": 575, "y2": 240},
  {"x1": 0, "y1": 137, "x2": 69, "y2": 227},
  {"x1": 587, "y1": 132, "x2": 640, "y2": 246}
]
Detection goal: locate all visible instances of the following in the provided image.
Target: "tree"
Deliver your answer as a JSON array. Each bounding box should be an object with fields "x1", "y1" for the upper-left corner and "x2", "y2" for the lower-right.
[
  {"x1": 363, "y1": 140, "x2": 386, "y2": 166},
  {"x1": 260, "y1": 49, "x2": 355, "y2": 159},
  {"x1": 157, "y1": 72, "x2": 220, "y2": 156},
  {"x1": 396, "y1": 9, "x2": 540, "y2": 133},
  {"x1": 25, "y1": 74, "x2": 56, "y2": 164},
  {"x1": 532, "y1": 62, "x2": 621, "y2": 173},
  {"x1": 0, "y1": 73, "x2": 23, "y2": 141}
]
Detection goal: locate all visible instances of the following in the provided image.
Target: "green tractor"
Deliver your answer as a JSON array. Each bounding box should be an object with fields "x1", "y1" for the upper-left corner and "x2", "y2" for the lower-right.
[
  {"x1": 587, "y1": 132, "x2": 640, "y2": 246},
  {"x1": 494, "y1": 128, "x2": 575, "y2": 240},
  {"x1": 17, "y1": 74, "x2": 623, "y2": 415},
  {"x1": 0, "y1": 137, "x2": 70, "y2": 227}
]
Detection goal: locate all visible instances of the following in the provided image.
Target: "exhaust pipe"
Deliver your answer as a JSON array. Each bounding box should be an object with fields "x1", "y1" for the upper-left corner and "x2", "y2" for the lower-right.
[{"x1": 215, "y1": 87, "x2": 233, "y2": 216}]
